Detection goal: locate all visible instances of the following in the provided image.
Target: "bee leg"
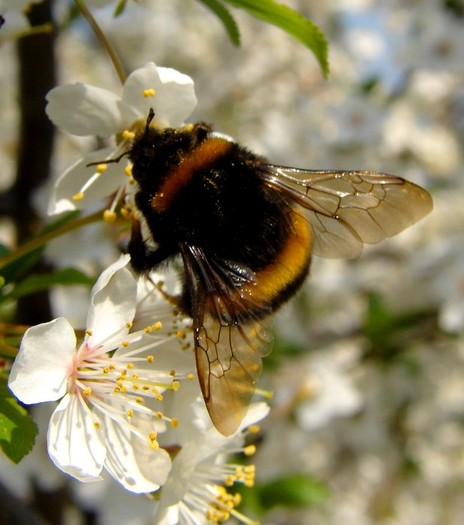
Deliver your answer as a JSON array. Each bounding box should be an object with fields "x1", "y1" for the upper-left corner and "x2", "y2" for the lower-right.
[{"x1": 128, "y1": 219, "x2": 174, "y2": 272}]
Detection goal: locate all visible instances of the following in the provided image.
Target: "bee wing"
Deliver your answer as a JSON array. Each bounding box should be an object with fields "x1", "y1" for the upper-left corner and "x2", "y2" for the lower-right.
[
  {"x1": 259, "y1": 166, "x2": 433, "y2": 258},
  {"x1": 180, "y1": 244, "x2": 273, "y2": 436}
]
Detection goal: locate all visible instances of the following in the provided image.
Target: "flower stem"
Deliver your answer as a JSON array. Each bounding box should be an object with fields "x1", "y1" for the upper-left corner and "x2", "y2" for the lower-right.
[
  {"x1": 73, "y1": 0, "x2": 127, "y2": 84},
  {"x1": 0, "y1": 209, "x2": 106, "y2": 269}
]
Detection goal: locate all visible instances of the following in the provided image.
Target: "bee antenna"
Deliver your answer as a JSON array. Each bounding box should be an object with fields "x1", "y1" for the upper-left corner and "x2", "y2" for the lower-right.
[
  {"x1": 86, "y1": 109, "x2": 155, "y2": 168},
  {"x1": 145, "y1": 108, "x2": 156, "y2": 135},
  {"x1": 86, "y1": 150, "x2": 130, "y2": 168}
]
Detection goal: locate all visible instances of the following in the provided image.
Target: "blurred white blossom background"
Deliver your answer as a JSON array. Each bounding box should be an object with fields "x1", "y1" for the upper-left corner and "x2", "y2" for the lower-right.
[{"x1": 0, "y1": 0, "x2": 463, "y2": 524}]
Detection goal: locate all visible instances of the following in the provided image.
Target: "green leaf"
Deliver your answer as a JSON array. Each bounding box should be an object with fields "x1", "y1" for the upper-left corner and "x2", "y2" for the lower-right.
[
  {"x1": 258, "y1": 473, "x2": 330, "y2": 508},
  {"x1": 362, "y1": 293, "x2": 435, "y2": 366},
  {"x1": 0, "y1": 381, "x2": 38, "y2": 463},
  {"x1": 222, "y1": 0, "x2": 329, "y2": 77},
  {"x1": 2, "y1": 267, "x2": 94, "y2": 302},
  {"x1": 113, "y1": 0, "x2": 128, "y2": 17},
  {"x1": 198, "y1": 0, "x2": 241, "y2": 46},
  {"x1": 0, "y1": 210, "x2": 80, "y2": 285}
]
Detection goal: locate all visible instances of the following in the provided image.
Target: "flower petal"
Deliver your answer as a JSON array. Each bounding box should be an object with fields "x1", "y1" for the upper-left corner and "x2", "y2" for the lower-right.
[
  {"x1": 103, "y1": 416, "x2": 171, "y2": 493},
  {"x1": 48, "y1": 394, "x2": 106, "y2": 481},
  {"x1": 157, "y1": 441, "x2": 198, "y2": 507},
  {"x1": 122, "y1": 62, "x2": 197, "y2": 127},
  {"x1": 48, "y1": 147, "x2": 123, "y2": 215},
  {"x1": 8, "y1": 318, "x2": 76, "y2": 404},
  {"x1": 46, "y1": 84, "x2": 124, "y2": 137},
  {"x1": 86, "y1": 256, "x2": 137, "y2": 345}
]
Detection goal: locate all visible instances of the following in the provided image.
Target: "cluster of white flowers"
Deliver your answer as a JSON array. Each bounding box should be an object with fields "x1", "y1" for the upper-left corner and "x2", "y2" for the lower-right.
[
  {"x1": 4, "y1": 60, "x2": 268, "y2": 524},
  {"x1": 1, "y1": 0, "x2": 462, "y2": 524}
]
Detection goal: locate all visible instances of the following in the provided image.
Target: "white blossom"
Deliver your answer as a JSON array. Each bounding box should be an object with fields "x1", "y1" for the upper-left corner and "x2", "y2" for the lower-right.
[
  {"x1": 8, "y1": 256, "x2": 190, "y2": 493},
  {"x1": 45, "y1": 62, "x2": 196, "y2": 214}
]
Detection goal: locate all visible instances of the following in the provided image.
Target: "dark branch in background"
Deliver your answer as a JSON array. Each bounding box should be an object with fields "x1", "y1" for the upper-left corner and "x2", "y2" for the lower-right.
[
  {"x1": 13, "y1": 0, "x2": 56, "y2": 325},
  {"x1": 0, "y1": 480, "x2": 45, "y2": 525}
]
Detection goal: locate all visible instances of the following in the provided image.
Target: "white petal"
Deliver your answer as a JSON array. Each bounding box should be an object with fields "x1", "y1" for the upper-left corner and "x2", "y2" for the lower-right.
[
  {"x1": 156, "y1": 441, "x2": 198, "y2": 510},
  {"x1": 102, "y1": 416, "x2": 171, "y2": 493},
  {"x1": 48, "y1": 147, "x2": 122, "y2": 215},
  {"x1": 8, "y1": 318, "x2": 75, "y2": 404},
  {"x1": 86, "y1": 256, "x2": 137, "y2": 345},
  {"x1": 122, "y1": 62, "x2": 197, "y2": 127},
  {"x1": 154, "y1": 503, "x2": 180, "y2": 525},
  {"x1": 48, "y1": 394, "x2": 106, "y2": 481},
  {"x1": 46, "y1": 84, "x2": 124, "y2": 137}
]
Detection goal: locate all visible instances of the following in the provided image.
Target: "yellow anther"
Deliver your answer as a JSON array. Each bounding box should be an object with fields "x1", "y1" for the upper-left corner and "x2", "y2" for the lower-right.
[
  {"x1": 148, "y1": 432, "x2": 159, "y2": 450},
  {"x1": 94, "y1": 421, "x2": 101, "y2": 429},
  {"x1": 122, "y1": 130, "x2": 135, "y2": 140},
  {"x1": 143, "y1": 88, "x2": 156, "y2": 97},
  {"x1": 126, "y1": 322, "x2": 133, "y2": 329},
  {"x1": 171, "y1": 380, "x2": 180, "y2": 391},
  {"x1": 103, "y1": 209, "x2": 117, "y2": 223},
  {"x1": 146, "y1": 355, "x2": 154, "y2": 363},
  {"x1": 126, "y1": 363, "x2": 134, "y2": 369},
  {"x1": 187, "y1": 373, "x2": 195, "y2": 381},
  {"x1": 85, "y1": 329, "x2": 93, "y2": 336},
  {"x1": 248, "y1": 424, "x2": 260, "y2": 434},
  {"x1": 127, "y1": 409, "x2": 134, "y2": 417},
  {"x1": 83, "y1": 387, "x2": 92, "y2": 396},
  {"x1": 120, "y1": 207, "x2": 131, "y2": 219},
  {"x1": 176, "y1": 329, "x2": 186, "y2": 339},
  {"x1": 225, "y1": 475, "x2": 235, "y2": 487},
  {"x1": 121, "y1": 340, "x2": 129, "y2": 347},
  {"x1": 135, "y1": 397, "x2": 143, "y2": 404},
  {"x1": 152, "y1": 321, "x2": 163, "y2": 331},
  {"x1": 124, "y1": 164, "x2": 133, "y2": 177},
  {"x1": 171, "y1": 418, "x2": 179, "y2": 428},
  {"x1": 95, "y1": 163, "x2": 108, "y2": 173},
  {"x1": 72, "y1": 191, "x2": 84, "y2": 201},
  {"x1": 244, "y1": 445, "x2": 256, "y2": 456},
  {"x1": 232, "y1": 493, "x2": 241, "y2": 505}
]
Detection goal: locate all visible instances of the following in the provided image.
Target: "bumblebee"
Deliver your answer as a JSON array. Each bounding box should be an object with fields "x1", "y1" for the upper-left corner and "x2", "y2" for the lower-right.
[{"x1": 126, "y1": 109, "x2": 432, "y2": 435}]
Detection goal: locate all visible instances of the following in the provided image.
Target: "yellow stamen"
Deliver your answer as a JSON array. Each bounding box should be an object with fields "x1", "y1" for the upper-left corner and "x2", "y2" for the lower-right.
[
  {"x1": 103, "y1": 209, "x2": 117, "y2": 223},
  {"x1": 244, "y1": 445, "x2": 256, "y2": 456},
  {"x1": 248, "y1": 424, "x2": 260, "y2": 434},
  {"x1": 72, "y1": 192, "x2": 84, "y2": 201},
  {"x1": 122, "y1": 130, "x2": 135, "y2": 140},
  {"x1": 95, "y1": 163, "x2": 107, "y2": 173}
]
